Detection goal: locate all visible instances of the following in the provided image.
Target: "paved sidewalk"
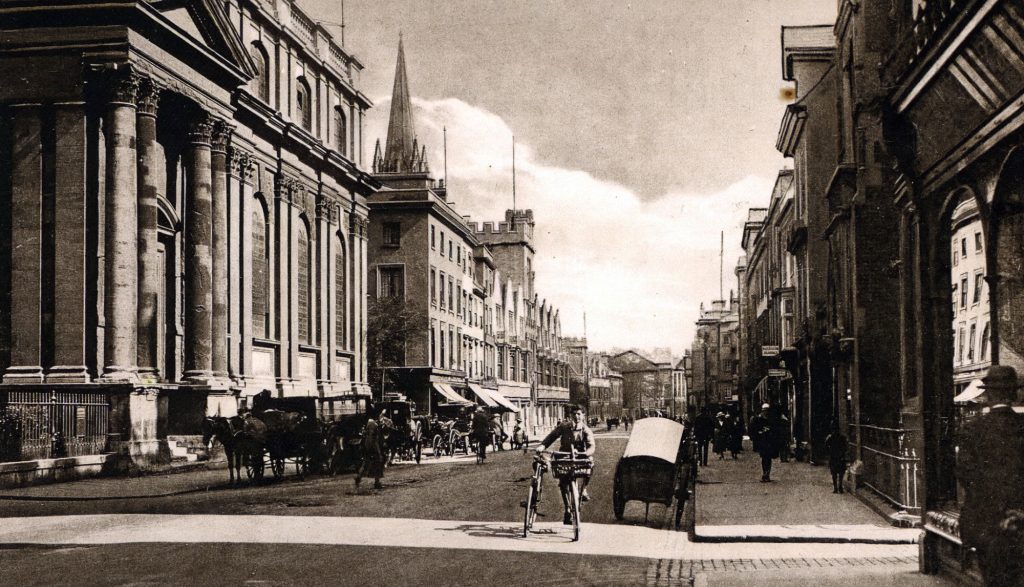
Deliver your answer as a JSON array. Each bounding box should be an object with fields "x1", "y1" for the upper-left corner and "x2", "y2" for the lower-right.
[
  {"x1": 694, "y1": 453, "x2": 920, "y2": 543},
  {"x1": 0, "y1": 513, "x2": 918, "y2": 562}
]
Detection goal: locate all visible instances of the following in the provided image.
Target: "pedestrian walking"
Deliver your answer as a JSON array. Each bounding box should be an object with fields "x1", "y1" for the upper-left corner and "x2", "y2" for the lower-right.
[
  {"x1": 471, "y1": 406, "x2": 491, "y2": 463},
  {"x1": 748, "y1": 403, "x2": 777, "y2": 482},
  {"x1": 824, "y1": 423, "x2": 848, "y2": 494},
  {"x1": 773, "y1": 411, "x2": 791, "y2": 462},
  {"x1": 713, "y1": 412, "x2": 728, "y2": 460},
  {"x1": 355, "y1": 409, "x2": 386, "y2": 490},
  {"x1": 693, "y1": 408, "x2": 715, "y2": 466},
  {"x1": 728, "y1": 412, "x2": 743, "y2": 458},
  {"x1": 957, "y1": 365, "x2": 1024, "y2": 587}
]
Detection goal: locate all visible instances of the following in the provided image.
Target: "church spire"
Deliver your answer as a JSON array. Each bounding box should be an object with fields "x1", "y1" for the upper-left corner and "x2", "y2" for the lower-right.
[{"x1": 379, "y1": 35, "x2": 418, "y2": 174}]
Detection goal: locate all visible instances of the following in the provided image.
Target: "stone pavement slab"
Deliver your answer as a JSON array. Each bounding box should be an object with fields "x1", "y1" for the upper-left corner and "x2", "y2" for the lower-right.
[
  {"x1": 694, "y1": 453, "x2": 904, "y2": 543},
  {"x1": 0, "y1": 513, "x2": 919, "y2": 562},
  {"x1": 692, "y1": 564, "x2": 959, "y2": 587}
]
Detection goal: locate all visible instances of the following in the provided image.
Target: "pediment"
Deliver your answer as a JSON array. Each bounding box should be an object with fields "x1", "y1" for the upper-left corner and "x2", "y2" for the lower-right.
[{"x1": 148, "y1": 0, "x2": 256, "y2": 78}]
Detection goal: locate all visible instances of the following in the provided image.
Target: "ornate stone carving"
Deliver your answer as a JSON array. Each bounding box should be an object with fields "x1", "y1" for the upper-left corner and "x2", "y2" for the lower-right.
[
  {"x1": 187, "y1": 111, "x2": 215, "y2": 146},
  {"x1": 228, "y1": 148, "x2": 256, "y2": 182},
  {"x1": 135, "y1": 77, "x2": 163, "y2": 117},
  {"x1": 211, "y1": 119, "x2": 234, "y2": 153},
  {"x1": 315, "y1": 197, "x2": 332, "y2": 222},
  {"x1": 108, "y1": 70, "x2": 141, "y2": 106}
]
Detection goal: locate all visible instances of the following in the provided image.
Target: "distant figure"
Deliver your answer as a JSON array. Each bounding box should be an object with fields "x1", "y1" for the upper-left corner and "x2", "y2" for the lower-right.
[
  {"x1": 774, "y1": 411, "x2": 791, "y2": 462},
  {"x1": 728, "y1": 413, "x2": 744, "y2": 458},
  {"x1": 958, "y1": 366, "x2": 1024, "y2": 587},
  {"x1": 355, "y1": 409, "x2": 386, "y2": 490},
  {"x1": 713, "y1": 412, "x2": 728, "y2": 460},
  {"x1": 693, "y1": 408, "x2": 715, "y2": 467},
  {"x1": 824, "y1": 424, "x2": 848, "y2": 494},
  {"x1": 748, "y1": 404, "x2": 777, "y2": 482},
  {"x1": 471, "y1": 406, "x2": 491, "y2": 462}
]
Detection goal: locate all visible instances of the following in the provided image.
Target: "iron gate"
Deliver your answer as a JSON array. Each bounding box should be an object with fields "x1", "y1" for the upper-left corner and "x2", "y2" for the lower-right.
[{"x1": 0, "y1": 390, "x2": 111, "y2": 462}]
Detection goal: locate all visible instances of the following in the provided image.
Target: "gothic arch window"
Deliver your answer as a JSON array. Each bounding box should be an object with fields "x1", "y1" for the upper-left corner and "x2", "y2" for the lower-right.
[
  {"x1": 296, "y1": 77, "x2": 312, "y2": 131},
  {"x1": 335, "y1": 234, "x2": 347, "y2": 348},
  {"x1": 333, "y1": 106, "x2": 347, "y2": 157},
  {"x1": 250, "y1": 43, "x2": 270, "y2": 103},
  {"x1": 252, "y1": 195, "x2": 271, "y2": 338},
  {"x1": 297, "y1": 218, "x2": 312, "y2": 345}
]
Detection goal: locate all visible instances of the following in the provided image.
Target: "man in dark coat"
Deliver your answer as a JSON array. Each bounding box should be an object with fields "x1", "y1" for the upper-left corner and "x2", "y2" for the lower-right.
[
  {"x1": 824, "y1": 423, "x2": 848, "y2": 494},
  {"x1": 957, "y1": 365, "x2": 1024, "y2": 587},
  {"x1": 748, "y1": 403, "x2": 777, "y2": 482},
  {"x1": 471, "y1": 406, "x2": 491, "y2": 462},
  {"x1": 693, "y1": 408, "x2": 715, "y2": 466},
  {"x1": 355, "y1": 409, "x2": 386, "y2": 490}
]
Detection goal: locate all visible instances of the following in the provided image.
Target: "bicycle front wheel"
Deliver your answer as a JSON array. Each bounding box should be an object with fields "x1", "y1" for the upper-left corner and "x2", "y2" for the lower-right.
[
  {"x1": 523, "y1": 475, "x2": 540, "y2": 537},
  {"x1": 570, "y1": 480, "x2": 581, "y2": 542}
]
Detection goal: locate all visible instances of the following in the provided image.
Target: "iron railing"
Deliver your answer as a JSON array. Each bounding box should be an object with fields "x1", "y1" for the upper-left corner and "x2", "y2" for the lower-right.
[
  {"x1": 858, "y1": 423, "x2": 922, "y2": 512},
  {"x1": 0, "y1": 390, "x2": 111, "y2": 462}
]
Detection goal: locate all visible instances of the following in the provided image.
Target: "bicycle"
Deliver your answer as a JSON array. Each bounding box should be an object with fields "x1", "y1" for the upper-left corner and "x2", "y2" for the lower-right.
[
  {"x1": 522, "y1": 454, "x2": 548, "y2": 537},
  {"x1": 549, "y1": 450, "x2": 593, "y2": 542}
]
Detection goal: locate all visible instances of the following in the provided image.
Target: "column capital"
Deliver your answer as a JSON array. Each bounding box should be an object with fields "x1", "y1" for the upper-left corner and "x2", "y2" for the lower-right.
[
  {"x1": 315, "y1": 196, "x2": 333, "y2": 222},
  {"x1": 211, "y1": 119, "x2": 234, "y2": 154},
  {"x1": 228, "y1": 147, "x2": 255, "y2": 182},
  {"x1": 188, "y1": 111, "x2": 215, "y2": 146},
  {"x1": 136, "y1": 77, "x2": 164, "y2": 117},
  {"x1": 107, "y1": 70, "x2": 141, "y2": 107}
]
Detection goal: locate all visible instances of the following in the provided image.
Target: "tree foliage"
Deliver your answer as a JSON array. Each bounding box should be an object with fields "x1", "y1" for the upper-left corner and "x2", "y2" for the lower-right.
[{"x1": 366, "y1": 296, "x2": 425, "y2": 391}]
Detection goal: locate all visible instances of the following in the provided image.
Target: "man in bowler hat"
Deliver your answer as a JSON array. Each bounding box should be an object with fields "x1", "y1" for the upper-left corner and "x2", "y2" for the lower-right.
[{"x1": 958, "y1": 365, "x2": 1024, "y2": 586}]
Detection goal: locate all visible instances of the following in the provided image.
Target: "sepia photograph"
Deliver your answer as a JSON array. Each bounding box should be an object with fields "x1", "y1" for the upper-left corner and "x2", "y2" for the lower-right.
[{"x1": 0, "y1": 0, "x2": 1022, "y2": 585}]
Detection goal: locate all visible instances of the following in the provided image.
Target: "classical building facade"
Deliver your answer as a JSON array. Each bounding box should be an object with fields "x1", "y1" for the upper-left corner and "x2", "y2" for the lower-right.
[{"x1": 0, "y1": 0, "x2": 377, "y2": 466}]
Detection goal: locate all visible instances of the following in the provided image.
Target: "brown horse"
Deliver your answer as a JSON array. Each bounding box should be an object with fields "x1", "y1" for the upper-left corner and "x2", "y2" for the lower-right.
[{"x1": 202, "y1": 416, "x2": 246, "y2": 485}]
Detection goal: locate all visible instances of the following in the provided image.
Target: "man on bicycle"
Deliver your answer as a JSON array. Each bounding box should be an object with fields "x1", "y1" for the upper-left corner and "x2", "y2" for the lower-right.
[{"x1": 535, "y1": 405, "x2": 595, "y2": 524}]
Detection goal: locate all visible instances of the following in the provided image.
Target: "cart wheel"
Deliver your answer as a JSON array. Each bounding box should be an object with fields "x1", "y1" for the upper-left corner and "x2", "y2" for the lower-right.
[
  {"x1": 432, "y1": 434, "x2": 444, "y2": 458},
  {"x1": 271, "y1": 456, "x2": 285, "y2": 478},
  {"x1": 414, "y1": 441, "x2": 422, "y2": 464},
  {"x1": 613, "y1": 473, "x2": 625, "y2": 521},
  {"x1": 246, "y1": 448, "x2": 265, "y2": 482},
  {"x1": 674, "y1": 499, "x2": 685, "y2": 530}
]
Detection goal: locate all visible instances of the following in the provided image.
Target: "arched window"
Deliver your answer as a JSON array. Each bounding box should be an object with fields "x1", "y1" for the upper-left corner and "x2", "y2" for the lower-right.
[
  {"x1": 333, "y1": 106, "x2": 347, "y2": 157},
  {"x1": 296, "y1": 77, "x2": 312, "y2": 131},
  {"x1": 252, "y1": 196, "x2": 271, "y2": 338},
  {"x1": 335, "y1": 236, "x2": 346, "y2": 348},
  {"x1": 297, "y1": 219, "x2": 311, "y2": 344},
  {"x1": 250, "y1": 43, "x2": 270, "y2": 103}
]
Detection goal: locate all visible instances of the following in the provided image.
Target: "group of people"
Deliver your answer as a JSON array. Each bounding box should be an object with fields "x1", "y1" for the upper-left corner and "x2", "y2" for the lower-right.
[{"x1": 692, "y1": 408, "x2": 744, "y2": 466}]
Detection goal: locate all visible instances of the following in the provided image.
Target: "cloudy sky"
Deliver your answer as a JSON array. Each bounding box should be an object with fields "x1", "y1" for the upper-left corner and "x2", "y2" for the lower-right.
[{"x1": 304, "y1": 0, "x2": 837, "y2": 353}]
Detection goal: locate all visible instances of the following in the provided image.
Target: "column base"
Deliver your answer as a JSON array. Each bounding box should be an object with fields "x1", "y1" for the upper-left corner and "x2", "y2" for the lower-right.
[
  {"x1": 45, "y1": 365, "x2": 91, "y2": 383},
  {"x1": 129, "y1": 439, "x2": 172, "y2": 468},
  {"x1": 136, "y1": 367, "x2": 160, "y2": 385},
  {"x1": 2, "y1": 366, "x2": 44, "y2": 384},
  {"x1": 182, "y1": 370, "x2": 215, "y2": 384},
  {"x1": 99, "y1": 366, "x2": 139, "y2": 383}
]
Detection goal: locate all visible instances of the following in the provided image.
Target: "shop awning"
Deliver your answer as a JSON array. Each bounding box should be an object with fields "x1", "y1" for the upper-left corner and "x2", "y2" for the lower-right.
[
  {"x1": 953, "y1": 379, "x2": 985, "y2": 404},
  {"x1": 463, "y1": 383, "x2": 498, "y2": 408},
  {"x1": 433, "y1": 382, "x2": 471, "y2": 405},
  {"x1": 469, "y1": 382, "x2": 519, "y2": 413}
]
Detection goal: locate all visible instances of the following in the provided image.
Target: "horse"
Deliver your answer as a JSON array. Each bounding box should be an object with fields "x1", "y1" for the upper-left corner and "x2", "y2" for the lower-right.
[
  {"x1": 323, "y1": 412, "x2": 371, "y2": 474},
  {"x1": 202, "y1": 416, "x2": 246, "y2": 485}
]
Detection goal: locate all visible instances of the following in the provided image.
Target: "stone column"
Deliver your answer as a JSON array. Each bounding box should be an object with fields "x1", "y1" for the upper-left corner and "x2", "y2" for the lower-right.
[
  {"x1": 136, "y1": 78, "x2": 163, "y2": 382},
  {"x1": 48, "y1": 102, "x2": 91, "y2": 382},
  {"x1": 3, "y1": 104, "x2": 44, "y2": 383},
  {"x1": 210, "y1": 120, "x2": 232, "y2": 379},
  {"x1": 316, "y1": 196, "x2": 332, "y2": 389},
  {"x1": 275, "y1": 177, "x2": 295, "y2": 390},
  {"x1": 226, "y1": 147, "x2": 246, "y2": 380},
  {"x1": 359, "y1": 216, "x2": 369, "y2": 383},
  {"x1": 183, "y1": 111, "x2": 215, "y2": 381},
  {"x1": 238, "y1": 154, "x2": 255, "y2": 384},
  {"x1": 103, "y1": 72, "x2": 140, "y2": 382}
]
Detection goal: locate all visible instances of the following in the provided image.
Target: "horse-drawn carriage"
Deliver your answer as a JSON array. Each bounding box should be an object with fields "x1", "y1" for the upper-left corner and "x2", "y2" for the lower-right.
[
  {"x1": 378, "y1": 399, "x2": 425, "y2": 464},
  {"x1": 425, "y1": 403, "x2": 473, "y2": 457},
  {"x1": 612, "y1": 417, "x2": 694, "y2": 529}
]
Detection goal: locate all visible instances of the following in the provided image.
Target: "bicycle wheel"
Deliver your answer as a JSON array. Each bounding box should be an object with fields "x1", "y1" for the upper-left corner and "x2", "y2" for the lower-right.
[
  {"x1": 432, "y1": 434, "x2": 444, "y2": 458},
  {"x1": 523, "y1": 478, "x2": 537, "y2": 537},
  {"x1": 570, "y1": 480, "x2": 581, "y2": 541}
]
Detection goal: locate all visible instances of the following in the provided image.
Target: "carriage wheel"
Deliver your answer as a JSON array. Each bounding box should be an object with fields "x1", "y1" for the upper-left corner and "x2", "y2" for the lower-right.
[
  {"x1": 246, "y1": 450, "x2": 265, "y2": 482},
  {"x1": 674, "y1": 499, "x2": 685, "y2": 530},
  {"x1": 271, "y1": 456, "x2": 286, "y2": 479},
  {"x1": 612, "y1": 471, "x2": 626, "y2": 520},
  {"x1": 414, "y1": 440, "x2": 422, "y2": 464},
  {"x1": 432, "y1": 434, "x2": 444, "y2": 458}
]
